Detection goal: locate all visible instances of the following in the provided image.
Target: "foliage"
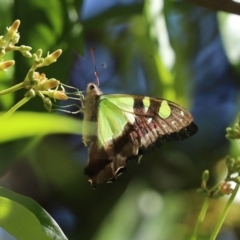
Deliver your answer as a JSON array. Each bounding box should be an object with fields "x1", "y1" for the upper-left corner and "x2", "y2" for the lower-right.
[
  {"x1": 0, "y1": 187, "x2": 67, "y2": 240},
  {"x1": 0, "y1": 17, "x2": 81, "y2": 240}
]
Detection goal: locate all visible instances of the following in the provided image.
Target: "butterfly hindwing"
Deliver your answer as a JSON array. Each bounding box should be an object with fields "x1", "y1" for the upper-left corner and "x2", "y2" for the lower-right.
[{"x1": 84, "y1": 92, "x2": 198, "y2": 187}]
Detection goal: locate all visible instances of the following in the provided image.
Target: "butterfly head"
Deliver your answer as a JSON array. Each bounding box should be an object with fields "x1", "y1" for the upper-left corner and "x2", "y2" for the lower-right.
[{"x1": 86, "y1": 83, "x2": 103, "y2": 96}]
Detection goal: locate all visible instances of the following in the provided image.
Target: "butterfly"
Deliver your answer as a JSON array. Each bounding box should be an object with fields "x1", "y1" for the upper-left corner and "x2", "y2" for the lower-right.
[{"x1": 80, "y1": 83, "x2": 198, "y2": 188}]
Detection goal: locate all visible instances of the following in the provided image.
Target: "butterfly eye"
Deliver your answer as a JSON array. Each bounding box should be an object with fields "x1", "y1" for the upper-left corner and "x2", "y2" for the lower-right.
[{"x1": 88, "y1": 84, "x2": 95, "y2": 90}]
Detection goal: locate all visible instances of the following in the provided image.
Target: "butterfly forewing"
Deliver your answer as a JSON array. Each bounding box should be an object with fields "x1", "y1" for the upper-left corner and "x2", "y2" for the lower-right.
[
  {"x1": 84, "y1": 92, "x2": 198, "y2": 188},
  {"x1": 98, "y1": 97, "x2": 134, "y2": 145}
]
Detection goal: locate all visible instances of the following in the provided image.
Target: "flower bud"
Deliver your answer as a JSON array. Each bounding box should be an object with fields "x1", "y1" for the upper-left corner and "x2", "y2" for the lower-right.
[
  {"x1": 5, "y1": 20, "x2": 20, "y2": 42},
  {"x1": 226, "y1": 127, "x2": 240, "y2": 140},
  {"x1": 35, "y1": 49, "x2": 43, "y2": 58},
  {"x1": 19, "y1": 45, "x2": 32, "y2": 52},
  {"x1": 42, "y1": 90, "x2": 68, "y2": 100},
  {"x1": 19, "y1": 45, "x2": 32, "y2": 58},
  {"x1": 202, "y1": 170, "x2": 209, "y2": 182},
  {"x1": 43, "y1": 79, "x2": 60, "y2": 89},
  {"x1": 225, "y1": 156, "x2": 235, "y2": 170},
  {"x1": 53, "y1": 91, "x2": 68, "y2": 100},
  {"x1": 25, "y1": 89, "x2": 36, "y2": 98},
  {"x1": 22, "y1": 51, "x2": 32, "y2": 58},
  {"x1": 37, "y1": 79, "x2": 60, "y2": 91},
  {"x1": 38, "y1": 49, "x2": 62, "y2": 67},
  {"x1": 43, "y1": 97, "x2": 52, "y2": 112},
  {"x1": 0, "y1": 60, "x2": 15, "y2": 70}
]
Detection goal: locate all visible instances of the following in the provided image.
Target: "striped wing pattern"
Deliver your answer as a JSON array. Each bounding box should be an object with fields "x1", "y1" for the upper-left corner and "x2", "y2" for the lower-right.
[{"x1": 84, "y1": 94, "x2": 198, "y2": 188}]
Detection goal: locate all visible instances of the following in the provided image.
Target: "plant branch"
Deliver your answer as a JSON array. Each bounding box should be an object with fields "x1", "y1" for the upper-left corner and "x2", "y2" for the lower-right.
[
  {"x1": 0, "y1": 82, "x2": 25, "y2": 95},
  {"x1": 190, "y1": 197, "x2": 210, "y2": 240},
  {"x1": 0, "y1": 96, "x2": 32, "y2": 121},
  {"x1": 209, "y1": 184, "x2": 239, "y2": 240}
]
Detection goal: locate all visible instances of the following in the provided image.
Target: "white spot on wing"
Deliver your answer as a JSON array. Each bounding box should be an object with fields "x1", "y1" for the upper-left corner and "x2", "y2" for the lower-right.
[
  {"x1": 147, "y1": 118, "x2": 152, "y2": 124},
  {"x1": 180, "y1": 111, "x2": 184, "y2": 116},
  {"x1": 143, "y1": 98, "x2": 150, "y2": 113},
  {"x1": 171, "y1": 120, "x2": 178, "y2": 130},
  {"x1": 124, "y1": 112, "x2": 135, "y2": 124}
]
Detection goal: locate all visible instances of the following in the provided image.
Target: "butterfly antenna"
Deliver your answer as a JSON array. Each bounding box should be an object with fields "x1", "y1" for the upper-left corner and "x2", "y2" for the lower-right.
[{"x1": 90, "y1": 47, "x2": 100, "y2": 86}]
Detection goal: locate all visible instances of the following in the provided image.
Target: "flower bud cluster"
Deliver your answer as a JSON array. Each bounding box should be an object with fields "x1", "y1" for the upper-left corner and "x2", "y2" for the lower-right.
[
  {"x1": 0, "y1": 19, "x2": 72, "y2": 114},
  {"x1": 197, "y1": 156, "x2": 240, "y2": 199},
  {"x1": 226, "y1": 115, "x2": 240, "y2": 140},
  {"x1": 23, "y1": 71, "x2": 68, "y2": 111},
  {"x1": 0, "y1": 20, "x2": 32, "y2": 68}
]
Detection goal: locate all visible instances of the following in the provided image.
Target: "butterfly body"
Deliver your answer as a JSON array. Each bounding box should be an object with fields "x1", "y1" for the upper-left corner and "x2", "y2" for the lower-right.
[
  {"x1": 82, "y1": 84, "x2": 102, "y2": 146},
  {"x1": 81, "y1": 83, "x2": 198, "y2": 188}
]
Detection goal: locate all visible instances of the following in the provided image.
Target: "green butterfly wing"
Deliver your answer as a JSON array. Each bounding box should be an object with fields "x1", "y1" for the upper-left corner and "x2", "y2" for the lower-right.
[
  {"x1": 84, "y1": 94, "x2": 198, "y2": 188},
  {"x1": 98, "y1": 95, "x2": 136, "y2": 145},
  {"x1": 97, "y1": 94, "x2": 196, "y2": 145}
]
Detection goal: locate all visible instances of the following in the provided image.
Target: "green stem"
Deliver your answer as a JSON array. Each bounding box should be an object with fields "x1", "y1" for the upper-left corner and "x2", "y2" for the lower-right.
[
  {"x1": 190, "y1": 197, "x2": 210, "y2": 240},
  {"x1": 0, "y1": 96, "x2": 32, "y2": 121},
  {"x1": 209, "y1": 184, "x2": 239, "y2": 240},
  {"x1": 0, "y1": 82, "x2": 25, "y2": 95}
]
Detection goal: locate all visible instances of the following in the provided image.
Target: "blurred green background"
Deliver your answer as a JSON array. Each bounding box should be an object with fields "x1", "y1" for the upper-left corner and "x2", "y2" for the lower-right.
[{"x1": 0, "y1": 0, "x2": 240, "y2": 239}]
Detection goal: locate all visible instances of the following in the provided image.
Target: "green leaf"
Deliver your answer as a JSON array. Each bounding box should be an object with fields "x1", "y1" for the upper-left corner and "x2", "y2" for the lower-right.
[
  {"x1": 0, "y1": 187, "x2": 67, "y2": 240},
  {"x1": 0, "y1": 111, "x2": 80, "y2": 143}
]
